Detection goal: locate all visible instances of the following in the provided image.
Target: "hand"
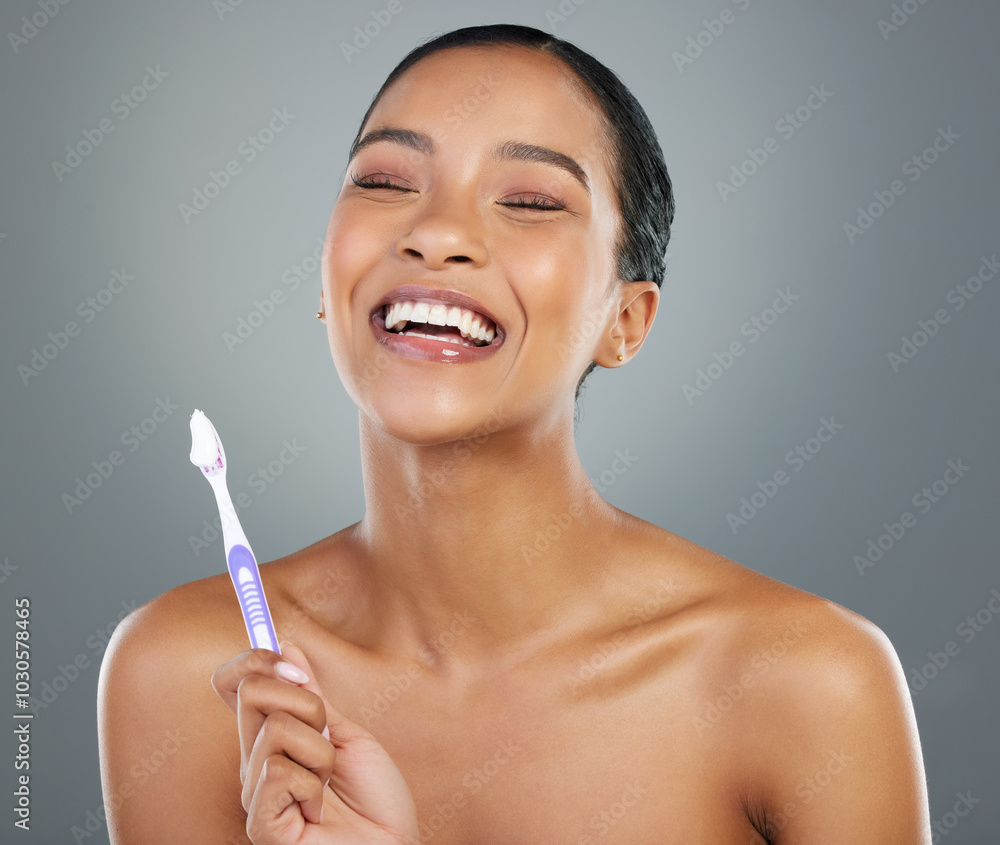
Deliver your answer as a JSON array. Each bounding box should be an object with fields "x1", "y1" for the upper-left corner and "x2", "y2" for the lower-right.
[{"x1": 212, "y1": 642, "x2": 420, "y2": 845}]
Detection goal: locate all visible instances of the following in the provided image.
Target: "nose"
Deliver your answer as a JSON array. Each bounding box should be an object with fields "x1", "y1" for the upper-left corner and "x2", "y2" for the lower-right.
[{"x1": 395, "y1": 191, "x2": 488, "y2": 269}]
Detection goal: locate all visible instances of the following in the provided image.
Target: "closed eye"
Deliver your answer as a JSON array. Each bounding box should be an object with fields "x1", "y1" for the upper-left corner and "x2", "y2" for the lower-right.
[
  {"x1": 500, "y1": 193, "x2": 565, "y2": 211},
  {"x1": 352, "y1": 173, "x2": 413, "y2": 191},
  {"x1": 352, "y1": 174, "x2": 565, "y2": 211}
]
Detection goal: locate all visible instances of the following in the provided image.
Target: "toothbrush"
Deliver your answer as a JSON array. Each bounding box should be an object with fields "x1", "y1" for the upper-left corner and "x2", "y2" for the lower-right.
[{"x1": 189, "y1": 409, "x2": 280, "y2": 654}]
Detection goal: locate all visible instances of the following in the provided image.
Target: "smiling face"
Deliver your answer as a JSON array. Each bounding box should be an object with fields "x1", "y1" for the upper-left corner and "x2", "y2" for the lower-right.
[{"x1": 321, "y1": 44, "x2": 643, "y2": 444}]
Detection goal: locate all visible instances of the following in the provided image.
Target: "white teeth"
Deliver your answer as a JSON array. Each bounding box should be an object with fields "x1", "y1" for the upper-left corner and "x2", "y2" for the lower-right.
[{"x1": 382, "y1": 298, "x2": 498, "y2": 346}]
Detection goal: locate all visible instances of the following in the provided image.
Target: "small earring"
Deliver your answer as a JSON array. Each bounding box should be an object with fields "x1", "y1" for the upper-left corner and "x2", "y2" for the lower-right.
[
  {"x1": 316, "y1": 311, "x2": 323, "y2": 319},
  {"x1": 617, "y1": 354, "x2": 624, "y2": 362}
]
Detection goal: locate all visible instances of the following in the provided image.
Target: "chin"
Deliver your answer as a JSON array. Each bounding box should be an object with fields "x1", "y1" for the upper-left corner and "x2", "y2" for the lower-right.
[{"x1": 357, "y1": 383, "x2": 511, "y2": 448}]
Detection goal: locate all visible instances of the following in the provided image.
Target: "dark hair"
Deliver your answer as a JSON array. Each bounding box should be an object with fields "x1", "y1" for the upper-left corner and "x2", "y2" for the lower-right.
[{"x1": 348, "y1": 23, "x2": 675, "y2": 396}]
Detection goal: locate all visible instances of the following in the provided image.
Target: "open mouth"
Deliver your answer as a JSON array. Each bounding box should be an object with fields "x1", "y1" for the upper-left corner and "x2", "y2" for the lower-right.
[{"x1": 381, "y1": 299, "x2": 498, "y2": 348}]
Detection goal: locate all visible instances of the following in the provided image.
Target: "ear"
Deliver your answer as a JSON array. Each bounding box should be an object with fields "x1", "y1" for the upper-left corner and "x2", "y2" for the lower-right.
[{"x1": 593, "y1": 281, "x2": 659, "y2": 368}]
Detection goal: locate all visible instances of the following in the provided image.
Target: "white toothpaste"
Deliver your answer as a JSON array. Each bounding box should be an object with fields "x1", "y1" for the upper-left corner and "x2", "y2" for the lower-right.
[{"x1": 189, "y1": 409, "x2": 219, "y2": 467}]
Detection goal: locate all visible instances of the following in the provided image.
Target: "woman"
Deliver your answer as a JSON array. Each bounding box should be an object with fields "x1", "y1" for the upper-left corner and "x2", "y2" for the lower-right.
[{"x1": 98, "y1": 23, "x2": 931, "y2": 844}]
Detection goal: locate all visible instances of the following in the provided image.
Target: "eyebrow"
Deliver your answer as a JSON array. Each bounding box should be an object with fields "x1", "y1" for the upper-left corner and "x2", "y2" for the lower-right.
[
  {"x1": 348, "y1": 127, "x2": 591, "y2": 195},
  {"x1": 494, "y1": 139, "x2": 591, "y2": 196},
  {"x1": 349, "y1": 127, "x2": 433, "y2": 161}
]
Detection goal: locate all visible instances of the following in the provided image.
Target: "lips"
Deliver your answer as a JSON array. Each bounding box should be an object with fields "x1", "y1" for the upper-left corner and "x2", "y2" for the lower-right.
[{"x1": 369, "y1": 284, "x2": 505, "y2": 364}]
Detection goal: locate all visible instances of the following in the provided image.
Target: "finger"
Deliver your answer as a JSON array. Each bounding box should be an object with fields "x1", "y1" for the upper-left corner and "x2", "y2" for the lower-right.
[
  {"x1": 211, "y1": 647, "x2": 288, "y2": 712},
  {"x1": 247, "y1": 754, "x2": 328, "y2": 839},
  {"x1": 236, "y1": 674, "x2": 328, "y2": 779},
  {"x1": 242, "y1": 709, "x2": 337, "y2": 817}
]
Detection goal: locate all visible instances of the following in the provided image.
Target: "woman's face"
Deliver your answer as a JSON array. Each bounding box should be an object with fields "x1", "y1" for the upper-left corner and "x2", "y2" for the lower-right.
[{"x1": 321, "y1": 45, "x2": 635, "y2": 444}]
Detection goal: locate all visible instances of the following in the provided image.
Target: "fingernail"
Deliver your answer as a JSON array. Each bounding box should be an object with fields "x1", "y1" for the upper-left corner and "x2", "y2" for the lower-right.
[
  {"x1": 322, "y1": 724, "x2": 330, "y2": 741},
  {"x1": 275, "y1": 662, "x2": 309, "y2": 684}
]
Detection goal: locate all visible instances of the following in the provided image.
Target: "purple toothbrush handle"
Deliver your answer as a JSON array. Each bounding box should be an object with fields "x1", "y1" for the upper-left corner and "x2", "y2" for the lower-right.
[{"x1": 227, "y1": 544, "x2": 280, "y2": 653}]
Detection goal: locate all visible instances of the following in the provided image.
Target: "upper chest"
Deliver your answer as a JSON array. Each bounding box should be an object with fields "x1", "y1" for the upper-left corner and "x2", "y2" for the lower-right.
[{"x1": 319, "y1": 644, "x2": 767, "y2": 845}]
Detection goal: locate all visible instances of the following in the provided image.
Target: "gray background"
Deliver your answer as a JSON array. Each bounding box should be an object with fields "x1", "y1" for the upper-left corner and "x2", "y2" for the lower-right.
[{"x1": 1, "y1": 0, "x2": 998, "y2": 841}]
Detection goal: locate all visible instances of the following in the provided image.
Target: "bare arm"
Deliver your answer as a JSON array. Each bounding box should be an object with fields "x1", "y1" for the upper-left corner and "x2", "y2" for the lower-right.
[{"x1": 748, "y1": 603, "x2": 931, "y2": 843}]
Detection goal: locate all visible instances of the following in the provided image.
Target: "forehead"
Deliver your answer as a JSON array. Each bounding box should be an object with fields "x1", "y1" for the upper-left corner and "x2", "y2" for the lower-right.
[{"x1": 360, "y1": 45, "x2": 615, "y2": 193}]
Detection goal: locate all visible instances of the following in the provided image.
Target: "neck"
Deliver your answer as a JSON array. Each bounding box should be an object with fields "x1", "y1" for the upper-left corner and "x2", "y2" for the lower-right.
[{"x1": 349, "y1": 408, "x2": 618, "y2": 667}]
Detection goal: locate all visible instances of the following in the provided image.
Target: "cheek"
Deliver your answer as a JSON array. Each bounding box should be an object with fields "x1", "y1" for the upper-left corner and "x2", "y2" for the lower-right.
[
  {"x1": 499, "y1": 228, "x2": 612, "y2": 392},
  {"x1": 505, "y1": 226, "x2": 609, "y2": 326},
  {"x1": 501, "y1": 225, "x2": 583, "y2": 309},
  {"x1": 320, "y1": 205, "x2": 380, "y2": 394},
  {"x1": 324, "y1": 203, "x2": 382, "y2": 296}
]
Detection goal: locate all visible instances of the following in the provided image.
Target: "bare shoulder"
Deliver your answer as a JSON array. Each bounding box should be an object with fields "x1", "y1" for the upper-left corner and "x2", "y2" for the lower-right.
[
  {"x1": 727, "y1": 582, "x2": 930, "y2": 843},
  {"x1": 98, "y1": 572, "x2": 253, "y2": 844},
  {"x1": 97, "y1": 533, "x2": 360, "y2": 843},
  {"x1": 621, "y1": 511, "x2": 906, "y2": 678},
  {"x1": 624, "y1": 517, "x2": 930, "y2": 842},
  {"x1": 101, "y1": 570, "x2": 252, "y2": 697},
  {"x1": 102, "y1": 527, "x2": 354, "y2": 687}
]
